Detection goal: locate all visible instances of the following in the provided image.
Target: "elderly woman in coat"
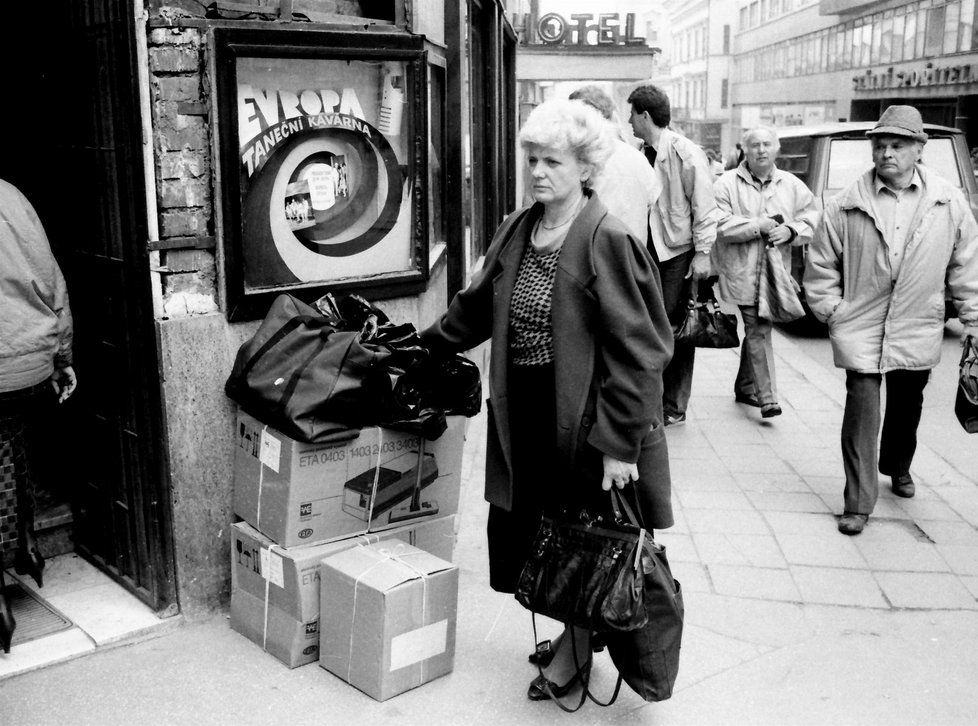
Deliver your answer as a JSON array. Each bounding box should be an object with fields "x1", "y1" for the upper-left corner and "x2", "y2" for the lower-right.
[{"x1": 421, "y1": 99, "x2": 674, "y2": 701}]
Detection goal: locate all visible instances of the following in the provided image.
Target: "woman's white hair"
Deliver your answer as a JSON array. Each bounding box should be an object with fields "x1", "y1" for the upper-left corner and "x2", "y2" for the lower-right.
[{"x1": 519, "y1": 99, "x2": 615, "y2": 184}]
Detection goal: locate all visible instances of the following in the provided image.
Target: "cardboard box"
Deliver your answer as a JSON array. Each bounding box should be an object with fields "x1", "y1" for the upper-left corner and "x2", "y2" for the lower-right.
[
  {"x1": 229, "y1": 515, "x2": 457, "y2": 668},
  {"x1": 319, "y1": 542, "x2": 458, "y2": 701},
  {"x1": 233, "y1": 410, "x2": 464, "y2": 546}
]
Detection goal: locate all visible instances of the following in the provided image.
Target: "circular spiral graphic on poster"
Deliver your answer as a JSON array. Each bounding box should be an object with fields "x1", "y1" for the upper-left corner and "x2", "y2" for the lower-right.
[{"x1": 241, "y1": 118, "x2": 403, "y2": 286}]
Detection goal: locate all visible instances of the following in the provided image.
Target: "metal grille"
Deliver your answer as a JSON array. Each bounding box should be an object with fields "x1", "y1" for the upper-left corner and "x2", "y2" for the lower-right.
[{"x1": 5, "y1": 581, "x2": 73, "y2": 646}]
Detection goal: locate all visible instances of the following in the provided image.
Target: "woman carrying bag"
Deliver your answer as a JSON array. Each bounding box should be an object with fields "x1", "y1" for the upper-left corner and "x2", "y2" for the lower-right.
[{"x1": 421, "y1": 99, "x2": 675, "y2": 703}]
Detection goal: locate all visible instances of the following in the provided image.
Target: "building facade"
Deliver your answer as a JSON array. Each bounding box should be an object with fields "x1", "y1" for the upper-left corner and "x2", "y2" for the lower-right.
[
  {"x1": 0, "y1": 0, "x2": 516, "y2": 622},
  {"x1": 663, "y1": 0, "x2": 738, "y2": 157},
  {"x1": 732, "y1": 0, "x2": 978, "y2": 146}
]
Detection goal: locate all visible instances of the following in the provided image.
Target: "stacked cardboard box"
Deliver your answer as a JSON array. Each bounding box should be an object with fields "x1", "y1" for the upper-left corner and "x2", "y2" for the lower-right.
[
  {"x1": 233, "y1": 410, "x2": 465, "y2": 546},
  {"x1": 319, "y1": 542, "x2": 458, "y2": 701},
  {"x1": 230, "y1": 516, "x2": 456, "y2": 668},
  {"x1": 229, "y1": 411, "x2": 466, "y2": 675}
]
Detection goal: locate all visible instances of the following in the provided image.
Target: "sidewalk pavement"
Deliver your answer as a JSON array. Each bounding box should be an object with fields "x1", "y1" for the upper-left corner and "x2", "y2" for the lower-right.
[{"x1": 2, "y1": 330, "x2": 976, "y2": 726}]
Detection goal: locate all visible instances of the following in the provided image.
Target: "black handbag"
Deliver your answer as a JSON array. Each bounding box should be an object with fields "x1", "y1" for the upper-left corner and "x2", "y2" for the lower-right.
[
  {"x1": 515, "y1": 489, "x2": 653, "y2": 634},
  {"x1": 673, "y1": 281, "x2": 740, "y2": 348},
  {"x1": 516, "y1": 489, "x2": 684, "y2": 710},
  {"x1": 955, "y1": 335, "x2": 978, "y2": 434}
]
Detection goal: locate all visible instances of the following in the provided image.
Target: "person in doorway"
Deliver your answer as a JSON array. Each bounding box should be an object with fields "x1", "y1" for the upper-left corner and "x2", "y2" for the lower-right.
[
  {"x1": 0, "y1": 178, "x2": 77, "y2": 653},
  {"x1": 713, "y1": 126, "x2": 818, "y2": 419},
  {"x1": 627, "y1": 84, "x2": 718, "y2": 426},
  {"x1": 568, "y1": 85, "x2": 661, "y2": 243},
  {"x1": 804, "y1": 105, "x2": 978, "y2": 535},
  {"x1": 420, "y1": 99, "x2": 674, "y2": 703}
]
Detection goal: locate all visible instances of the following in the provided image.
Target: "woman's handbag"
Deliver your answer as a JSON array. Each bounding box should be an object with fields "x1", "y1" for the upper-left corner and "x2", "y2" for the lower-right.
[
  {"x1": 756, "y1": 243, "x2": 805, "y2": 323},
  {"x1": 673, "y1": 280, "x2": 740, "y2": 349},
  {"x1": 515, "y1": 489, "x2": 654, "y2": 633},
  {"x1": 955, "y1": 335, "x2": 978, "y2": 433},
  {"x1": 516, "y1": 488, "x2": 684, "y2": 708}
]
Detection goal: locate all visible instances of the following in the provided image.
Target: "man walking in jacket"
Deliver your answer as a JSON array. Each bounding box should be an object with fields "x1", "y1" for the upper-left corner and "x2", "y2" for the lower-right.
[
  {"x1": 628, "y1": 85, "x2": 717, "y2": 426},
  {"x1": 714, "y1": 126, "x2": 818, "y2": 419},
  {"x1": 805, "y1": 105, "x2": 978, "y2": 535}
]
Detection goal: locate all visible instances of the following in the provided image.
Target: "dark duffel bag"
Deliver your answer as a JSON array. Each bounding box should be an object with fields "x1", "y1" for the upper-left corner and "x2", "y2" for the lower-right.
[{"x1": 225, "y1": 294, "x2": 392, "y2": 443}]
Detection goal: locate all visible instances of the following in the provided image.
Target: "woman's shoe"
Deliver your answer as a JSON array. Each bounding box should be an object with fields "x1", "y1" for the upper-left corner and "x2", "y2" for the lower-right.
[
  {"x1": 528, "y1": 640, "x2": 555, "y2": 667},
  {"x1": 13, "y1": 534, "x2": 45, "y2": 588},
  {"x1": 529, "y1": 635, "x2": 605, "y2": 665},
  {"x1": 527, "y1": 660, "x2": 591, "y2": 701}
]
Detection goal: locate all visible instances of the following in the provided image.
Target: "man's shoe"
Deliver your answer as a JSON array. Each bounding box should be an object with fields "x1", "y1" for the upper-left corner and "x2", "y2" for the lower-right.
[
  {"x1": 735, "y1": 392, "x2": 761, "y2": 407},
  {"x1": 891, "y1": 474, "x2": 915, "y2": 498},
  {"x1": 664, "y1": 412, "x2": 686, "y2": 427},
  {"x1": 838, "y1": 512, "x2": 868, "y2": 535},
  {"x1": 761, "y1": 403, "x2": 782, "y2": 418}
]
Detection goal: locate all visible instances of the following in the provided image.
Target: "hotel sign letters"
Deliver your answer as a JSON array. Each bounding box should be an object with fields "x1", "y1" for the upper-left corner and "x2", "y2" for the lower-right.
[
  {"x1": 853, "y1": 61, "x2": 978, "y2": 91},
  {"x1": 536, "y1": 12, "x2": 646, "y2": 46}
]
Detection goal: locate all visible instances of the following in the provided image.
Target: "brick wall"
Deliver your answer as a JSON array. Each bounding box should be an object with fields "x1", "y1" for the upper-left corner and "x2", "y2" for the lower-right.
[{"x1": 147, "y1": 25, "x2": 216, "y2": 312}]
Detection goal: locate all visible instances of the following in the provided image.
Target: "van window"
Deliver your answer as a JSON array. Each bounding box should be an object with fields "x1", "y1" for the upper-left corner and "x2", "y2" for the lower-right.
[
  {"x1": 826, "y1": 137, "x2": 962, "y2": 192},
  {"x1": 778, "y1": 136, "x2": 814, "y2": 185}
]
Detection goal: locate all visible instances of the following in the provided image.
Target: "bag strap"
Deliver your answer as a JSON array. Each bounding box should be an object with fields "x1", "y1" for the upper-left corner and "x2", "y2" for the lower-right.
[
  {"x1": 609, "y1": 487, "x2": 644, "y2": 528},
  {"x1": 529, "y1": 614, "x2": 622, "y2": 712}
]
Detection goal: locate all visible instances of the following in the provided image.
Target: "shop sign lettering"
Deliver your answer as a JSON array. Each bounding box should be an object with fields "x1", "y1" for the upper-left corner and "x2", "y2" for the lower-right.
[
  {"x1": 239, "y1": 112, "x2": 373, "y2": 178},
  {"x1": 536, "y1": 12, "x2": 646, "y2": 46},
  {"x1": 238, "y1": 84, "x2": 366, "y2": 143},
  {"x1": 853, "y1": 62, "x2": 978, "y2": 91}
]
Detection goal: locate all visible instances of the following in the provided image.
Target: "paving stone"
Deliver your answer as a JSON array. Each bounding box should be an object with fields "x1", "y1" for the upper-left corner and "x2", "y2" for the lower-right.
[
  {"x1": 691, "y1": 533, "x2": 788, "y2": 568},
  {"x1": 678, "y1": 490, "x2": 754, "y2": 510},
  {"x1": 723, "y1": 454, "x2": 794, "y2": 474},
  {"x1": 854, "y1": 536, "x2": 951, "y2": 573},
  {"x1": 657, "y1": 532, "x2": 698, "y2": 563},
  {"x1": 708, "y1": 564, "x2": 801, "y2": 602},
  {"x1": 776, "y1": 532, "x2": 869, "y2": 569},
  {"x1": 895, "y1": 497, "x2": 965, "y2": 521},
  {"x1": 935, "y1": 544, "x2": 978, "y2": 576},
  {"x1": 875, "y1": 572, "x2": 978, "y2": 609},
  {"x1": 916, "y1": 520, "x2": 978, "y2": 547},
  {"x1": 684, "y1": 508, "x2": 770, "y2": 534},
  {"x1": 733, "y1": 471, "x2": 812, "y2": 493},
  {"x1": 791, "y1": 566, "x2": 888, "y2": 607},
  {"x1": 674, "y1": 473, "x2": 742, "y2": 492},
  {"x1": 747, "y1": 490, "x2": 832, "y2": 513},
  {"x1": 763, "y1": 510, "x2": 840, "y2": 536}
]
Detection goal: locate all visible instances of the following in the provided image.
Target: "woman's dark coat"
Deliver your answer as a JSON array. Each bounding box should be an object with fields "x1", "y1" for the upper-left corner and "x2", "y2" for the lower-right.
[{"x1": 422, "y1": 192, "x2": 675, "y2": 529}]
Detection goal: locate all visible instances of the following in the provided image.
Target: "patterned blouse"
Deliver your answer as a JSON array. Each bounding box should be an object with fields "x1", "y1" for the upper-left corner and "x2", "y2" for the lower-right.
[{"x1": 509, "y1": 239, "x2": 562, "y2": 366}]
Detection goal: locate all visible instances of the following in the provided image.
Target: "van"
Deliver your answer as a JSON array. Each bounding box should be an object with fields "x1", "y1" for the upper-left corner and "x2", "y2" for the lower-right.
[{"x1": 775, "y1": 122, "x2": 978, "y2": 321}]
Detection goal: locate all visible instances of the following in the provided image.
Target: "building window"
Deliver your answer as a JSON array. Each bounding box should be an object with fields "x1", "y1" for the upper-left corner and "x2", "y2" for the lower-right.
[
  {"x1": 721, "y1": 78, "x2": 728, "y2": 109},
  {"x1": 740, "y1": 6, "x2": 748, "y2": 30},
  {"x1": 924, "y1": 5, "x2": 945, "y2": 56},
  {"x1": 723, "y1": 24, "x2": 730, "y2": 54}
]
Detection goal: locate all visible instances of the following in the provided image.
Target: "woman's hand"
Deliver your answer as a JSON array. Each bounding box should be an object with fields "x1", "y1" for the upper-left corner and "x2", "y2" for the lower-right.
[
  {"x1": 601, "y1": 454, "x2": 639, "y2": 491},
  {"x1": 51, "y1": 365, "x2": 77, "y2": 403}
]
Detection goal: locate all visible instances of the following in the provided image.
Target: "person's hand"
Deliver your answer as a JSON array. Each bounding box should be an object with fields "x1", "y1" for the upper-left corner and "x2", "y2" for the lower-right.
[
  {"x1": 757, "y1": 216, "x2": 777, "y2": 233},
  {"x1": 767, "y1": 225, "x2": 792, "y2": 245},
  {"x1": 687, "y1": 252, "x2": 712, "y2": 280},
  {"x1": 51, "y1": 365, "x2": 77, "y2": 403},
  {"x1": 601, "y1": 454, "x2": 639, "y2": 491}
]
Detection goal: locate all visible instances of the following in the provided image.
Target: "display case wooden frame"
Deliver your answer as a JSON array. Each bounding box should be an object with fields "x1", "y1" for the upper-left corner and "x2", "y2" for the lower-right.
[{"x1": 213, "y1": 28, "x2": 429, "y2": 321}]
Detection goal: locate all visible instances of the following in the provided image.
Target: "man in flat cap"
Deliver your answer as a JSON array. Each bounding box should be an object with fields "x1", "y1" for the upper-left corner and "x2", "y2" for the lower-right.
[{"x1": 805, "y1": 105, "x2": 978, "y2": 535}]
